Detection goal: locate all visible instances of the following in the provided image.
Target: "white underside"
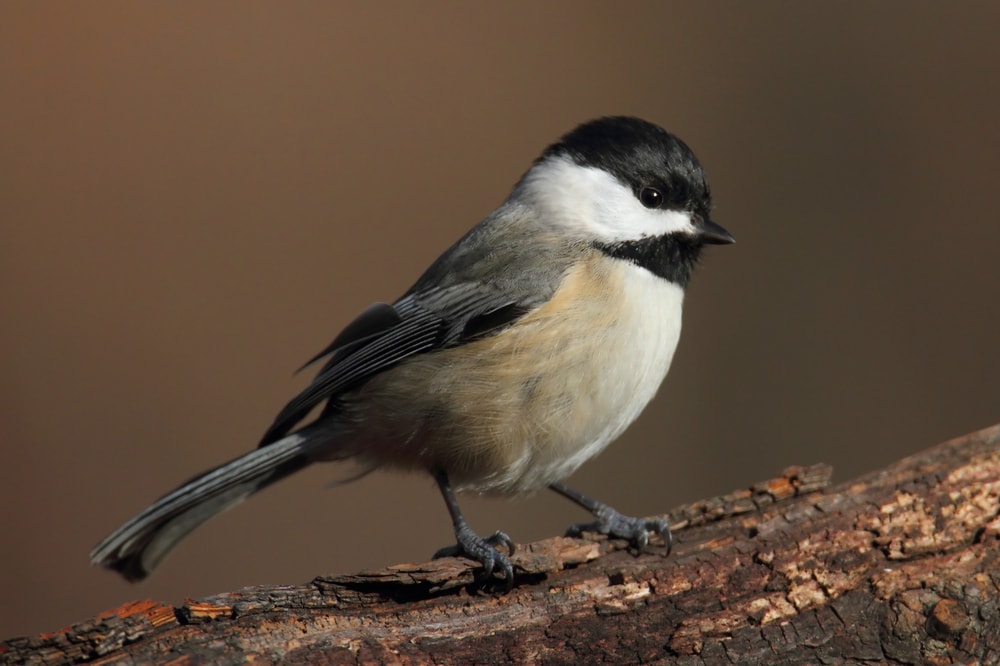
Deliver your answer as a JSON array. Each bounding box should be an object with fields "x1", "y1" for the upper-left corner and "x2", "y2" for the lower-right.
[
  {"x1": 349, "y1": 257, "x2": 685, "y2": 495},
  {"x1": 490, "y1": 261, "x2": 684, "y2": 492}
]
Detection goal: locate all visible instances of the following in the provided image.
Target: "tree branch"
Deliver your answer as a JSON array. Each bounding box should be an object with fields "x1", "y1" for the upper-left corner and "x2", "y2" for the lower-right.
[{"x1": 4, "y1": 425, "x2": 1000, "y2": 664}]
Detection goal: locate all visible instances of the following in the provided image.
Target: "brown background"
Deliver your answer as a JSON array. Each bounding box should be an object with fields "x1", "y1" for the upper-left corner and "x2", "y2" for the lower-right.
[{"x1": 2, "y1": 2, "x2": 999, "y2": 639}]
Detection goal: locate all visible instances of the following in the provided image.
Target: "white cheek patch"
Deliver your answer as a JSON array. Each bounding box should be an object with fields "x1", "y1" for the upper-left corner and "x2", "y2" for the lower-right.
[{"x1": 520, "y1": 155, "x2": 697, "y2": 243}]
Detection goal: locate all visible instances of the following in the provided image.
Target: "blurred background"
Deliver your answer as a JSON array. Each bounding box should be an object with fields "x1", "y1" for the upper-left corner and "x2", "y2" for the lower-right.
[{"x1": 2, "y1": 2, "x2": 999, "y2": 639}]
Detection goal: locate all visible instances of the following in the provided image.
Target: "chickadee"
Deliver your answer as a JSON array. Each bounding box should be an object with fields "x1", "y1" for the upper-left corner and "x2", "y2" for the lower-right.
[{"x1": 90, "y1": 116, "x2": 733, "y2": 589}]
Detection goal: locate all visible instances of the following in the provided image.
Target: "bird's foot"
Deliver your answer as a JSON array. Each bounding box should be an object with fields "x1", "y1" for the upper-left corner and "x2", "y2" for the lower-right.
[
  {"x1": 434, "y1": 526, "x2": 516, "y2": 591},
  {"x1": 567, "y1": 505, "x2": 672, "y2": 555}
]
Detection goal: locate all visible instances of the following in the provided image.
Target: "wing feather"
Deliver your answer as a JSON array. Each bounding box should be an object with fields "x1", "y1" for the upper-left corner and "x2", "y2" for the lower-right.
[{"x1": 258, "y1": 285, "x2": 531, "y2": 446}]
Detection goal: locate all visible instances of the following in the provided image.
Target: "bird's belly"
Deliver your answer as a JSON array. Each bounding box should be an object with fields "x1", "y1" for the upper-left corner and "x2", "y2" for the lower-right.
[{"x1": 347, "y1": 260, "x2": 685, "y2": 494}]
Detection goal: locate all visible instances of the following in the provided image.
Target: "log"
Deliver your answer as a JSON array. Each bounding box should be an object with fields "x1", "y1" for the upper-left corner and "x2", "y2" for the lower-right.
[{"x1": 4, "y1": 424, "x2": 1000, "y2": 665}]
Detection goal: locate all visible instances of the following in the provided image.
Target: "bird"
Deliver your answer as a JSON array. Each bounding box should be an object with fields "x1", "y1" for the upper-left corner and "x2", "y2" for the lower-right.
[{"x1": 89, "y1": 116, "x2": 734, "y2": 589}]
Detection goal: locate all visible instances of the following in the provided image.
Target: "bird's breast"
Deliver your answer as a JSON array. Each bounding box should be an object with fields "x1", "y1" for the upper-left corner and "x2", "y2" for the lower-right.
[{"x1": 348, "y1": 254, "x2": 685, "y2": 494}]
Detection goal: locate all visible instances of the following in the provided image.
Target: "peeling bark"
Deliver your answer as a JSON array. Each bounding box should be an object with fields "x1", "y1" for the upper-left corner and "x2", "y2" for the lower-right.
[{"x1": 4, "y1": 425, "x2": 1000, "y2": 665}]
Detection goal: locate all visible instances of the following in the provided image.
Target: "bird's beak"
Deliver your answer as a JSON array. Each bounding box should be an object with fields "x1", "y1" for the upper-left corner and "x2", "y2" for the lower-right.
[{"x1": 698, "y1": 218, "x2": 735, "y2": 245}]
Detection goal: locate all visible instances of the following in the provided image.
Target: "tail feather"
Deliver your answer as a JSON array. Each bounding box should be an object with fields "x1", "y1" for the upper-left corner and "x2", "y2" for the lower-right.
[{"x1": 89, "y1": 432, "x2": 318, "y2": 581}]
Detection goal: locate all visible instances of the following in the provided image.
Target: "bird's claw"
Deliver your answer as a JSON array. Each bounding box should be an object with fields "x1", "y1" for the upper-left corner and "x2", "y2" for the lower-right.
[
  {"x1": 434, "y1": 527, "x2": 516, "y2": 591},
  {"x1": 567, "y1": 509, "x2": 672, "y2": 555}
]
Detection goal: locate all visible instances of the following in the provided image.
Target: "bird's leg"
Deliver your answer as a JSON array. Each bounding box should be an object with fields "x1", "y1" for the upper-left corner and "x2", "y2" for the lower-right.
[
  {"x1": 549, "y1": 482, "x2": 672, "y2": 555},
  {"x1": 433, "y1": 469, "x2": 515, "y2": 590}
]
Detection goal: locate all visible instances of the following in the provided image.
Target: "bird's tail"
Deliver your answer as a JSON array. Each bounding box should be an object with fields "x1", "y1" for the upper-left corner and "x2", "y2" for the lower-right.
[{"x1": 89, "y1": 430, "x2": 327, "y2": 582}]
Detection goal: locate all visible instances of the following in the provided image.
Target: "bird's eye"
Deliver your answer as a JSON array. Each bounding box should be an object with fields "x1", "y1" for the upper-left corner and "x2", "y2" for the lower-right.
[{"x1": 639, "y1": 187, "x2": 663, "y2": 209}]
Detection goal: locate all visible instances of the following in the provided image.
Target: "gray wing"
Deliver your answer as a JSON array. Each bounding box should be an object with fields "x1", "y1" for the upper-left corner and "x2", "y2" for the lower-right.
[
  {"x1": 259, "y1": 207, "x2": 574, "y2": 447},
  {"x1": 259, "y1": 284, "x2": 534, "y2": 446}
]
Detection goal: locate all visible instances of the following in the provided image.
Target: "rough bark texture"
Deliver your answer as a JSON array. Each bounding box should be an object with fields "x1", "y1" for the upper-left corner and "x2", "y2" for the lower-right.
[{"x1": 5, "y1": 424, "x2": 1000, "y2": 665}]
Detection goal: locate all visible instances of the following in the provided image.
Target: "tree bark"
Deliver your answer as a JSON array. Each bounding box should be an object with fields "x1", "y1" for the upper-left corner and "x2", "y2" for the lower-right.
[{"x1": 4, "y1": 424, "x2": 1000, "y2": 665}]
